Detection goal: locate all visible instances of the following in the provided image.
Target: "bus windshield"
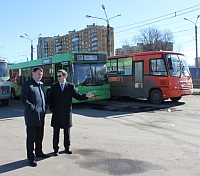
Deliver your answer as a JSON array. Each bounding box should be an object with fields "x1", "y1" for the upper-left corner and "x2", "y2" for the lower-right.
[
  {"x1": 166, "y1": 54, "x2": 190, "y2": 77},
  {"x1": 72, "y1": 63, "x2": 108, "y2": 86},
  {"x1": 0, "y1": 62, "x2": 10, "y2": 81},
  {"x1": 179, "y1": 55, "x2": 190, "y2": 77}
]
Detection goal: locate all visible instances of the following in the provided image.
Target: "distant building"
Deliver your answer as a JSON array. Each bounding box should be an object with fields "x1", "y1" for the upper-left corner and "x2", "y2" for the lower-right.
[
  {"x1": 115, "y1": 42, "x2": 173, "y2": 55},
  {"x1": 37, "y1": 37, "x2": 53, "y2": 59},
  {"x1": 115, "y1": 45, "x2": 142, "y2": 55},
  {"x1": 37, "y1": 24, "x2": 114, "y2": 59}
]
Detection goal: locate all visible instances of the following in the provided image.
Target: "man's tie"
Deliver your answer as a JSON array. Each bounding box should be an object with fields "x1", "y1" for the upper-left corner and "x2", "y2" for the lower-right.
[
  {"x1": 60, "y1": 83, "x2": 64, "y2": 91},
  {"x1": 38, "y1": 83, "x2": 45, "y2": 110}
]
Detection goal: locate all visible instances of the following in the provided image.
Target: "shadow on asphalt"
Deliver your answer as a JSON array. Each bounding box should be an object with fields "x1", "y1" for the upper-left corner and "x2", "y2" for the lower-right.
[
  {"x1": 72, "y1": 98, "x2": 185, "y2": 118},
  {"x1": 0, "y1": 159, "x2": 28, "y2": 174},
  {"x1": 0, "y1": 152, "x2": 55, "y2": 174},
  {"x1": 0, "y1": 98, "x2": 185, "y2": 119}
]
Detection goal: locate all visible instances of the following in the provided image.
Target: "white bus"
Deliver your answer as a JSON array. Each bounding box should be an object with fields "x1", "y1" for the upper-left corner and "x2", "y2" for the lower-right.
[{"x1": 0, "y1": 58, "x2": 11, "y2": 106}]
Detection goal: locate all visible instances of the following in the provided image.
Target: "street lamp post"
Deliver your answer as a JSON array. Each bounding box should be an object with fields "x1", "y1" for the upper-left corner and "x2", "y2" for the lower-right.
[
  {"x1": 184, "y1": 15, "x2": 200, "y2": 79},
  {"x1": 20, "y1": 33, "x2": 42, "y2": 60},
  {"x1": 86, "y1": 5, "x2": 121, "y2": 56}
]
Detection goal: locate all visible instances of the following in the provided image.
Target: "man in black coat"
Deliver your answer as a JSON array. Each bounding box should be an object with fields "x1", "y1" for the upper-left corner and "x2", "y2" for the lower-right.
[
  {"x1": 48, "y1": 69, "x2": 93, "y2": 156},
  {"x1": 21, "y1": 67, "x2": 48, "y2": 167}
]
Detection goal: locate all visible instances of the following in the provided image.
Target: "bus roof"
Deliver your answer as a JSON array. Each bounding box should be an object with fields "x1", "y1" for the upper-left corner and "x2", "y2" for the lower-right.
[
  {"x1": 0, "y1": 58, "x2": 8, "y2": 63},
  {"x1": 9, "y1": 52, "x2": 107, "y2": 69},
  {"x1": 108, "y1": 51, "x2": 184, "y2": 59}
]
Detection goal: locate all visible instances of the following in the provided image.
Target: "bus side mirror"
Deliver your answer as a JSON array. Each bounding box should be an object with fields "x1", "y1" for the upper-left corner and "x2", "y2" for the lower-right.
[{"x1": 168, "y1": 58, "x2": 172, "y2": 67}]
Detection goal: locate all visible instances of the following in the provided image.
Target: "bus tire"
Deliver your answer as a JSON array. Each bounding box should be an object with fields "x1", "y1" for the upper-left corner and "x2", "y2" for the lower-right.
[
  {"x1": 170, "y1": 97, "x2": 182, "y2": 102},
  {"x1": 150, "y1": 89, "x2": 163, "y2": 104},
  {"x1": 1, "y1": 99, "x2": 9, "y2": 106},
  {"x1": 11, "y1": 88, "x2": 16, "y2": 99}
]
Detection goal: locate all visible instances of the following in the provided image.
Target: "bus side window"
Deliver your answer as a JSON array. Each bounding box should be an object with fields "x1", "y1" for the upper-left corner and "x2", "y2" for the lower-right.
[
  {"x1": 150, "y1": 58, "x2": 167, "y2": 76},
  {"x1": 118, "y1": 70, "x2": 123, "y2": 75},
  {"x1": 108, "y1": 59, "x2": 118, "y2": 76},
  {"x1": 17, "y1": 76, "x2": 22, "y2": 85},
  {"x1": 23, "y1": 76, "x2": 26, "y2": 83},
  {"x1": 150, "y1": 59, "x2": 157, "y2": 74}
]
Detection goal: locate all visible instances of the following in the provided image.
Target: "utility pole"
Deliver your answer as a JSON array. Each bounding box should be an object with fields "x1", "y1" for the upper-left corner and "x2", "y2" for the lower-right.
[
  {"x1": 86, "y1": 5, "x2": 121, "y2": 56},
  {"x1": 195, "y1": 24, "x2": 198, "y2": 78},
  {"x1": 184, "y1": 15, "x2": 199, "y2": 79}
]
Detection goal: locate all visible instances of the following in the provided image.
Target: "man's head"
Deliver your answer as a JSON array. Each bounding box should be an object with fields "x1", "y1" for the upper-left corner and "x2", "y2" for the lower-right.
[
  {"x1": 57, "y1": 69, "x2": 68, "y2": 83},
  {"x1": 32, "y1": 67, "x2": 43, "y2": 82}
]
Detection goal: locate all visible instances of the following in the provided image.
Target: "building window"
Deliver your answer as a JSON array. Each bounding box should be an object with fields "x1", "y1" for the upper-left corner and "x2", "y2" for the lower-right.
[{"x1": 92, "y1": 28, "x2": 97, "y2": 33}]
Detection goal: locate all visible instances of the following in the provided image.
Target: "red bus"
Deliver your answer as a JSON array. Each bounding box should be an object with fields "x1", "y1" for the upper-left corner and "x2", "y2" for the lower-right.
[{"x1": 108, "y1": 51, "x2": 193, "y2": 104}]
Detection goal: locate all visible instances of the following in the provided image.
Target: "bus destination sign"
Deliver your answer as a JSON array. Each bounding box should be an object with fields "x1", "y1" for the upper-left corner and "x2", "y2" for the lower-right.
[
  {"x1": 42, "y1": 58, "x2": 52, "y2": 65},
  {"x1": 76, "y1": 55, "x2": 98, "y2": 61}
]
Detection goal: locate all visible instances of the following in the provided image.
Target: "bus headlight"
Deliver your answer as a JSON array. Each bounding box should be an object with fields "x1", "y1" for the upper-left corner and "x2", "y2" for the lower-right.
[
  {"x1": 180, "y1": 82, "x2": 186, "y2": 87},
  {"x1": 2, "y1": 90, "x2": 6, "y2": 95}
]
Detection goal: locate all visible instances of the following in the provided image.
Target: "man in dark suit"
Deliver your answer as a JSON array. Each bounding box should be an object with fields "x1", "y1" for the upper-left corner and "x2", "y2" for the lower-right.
[
  {"x1": 48, "y1": 69, "x2": 93, "y2": 156},
  {"x1": 21, "y1": 67, "x2": 48, "y2": 167}
]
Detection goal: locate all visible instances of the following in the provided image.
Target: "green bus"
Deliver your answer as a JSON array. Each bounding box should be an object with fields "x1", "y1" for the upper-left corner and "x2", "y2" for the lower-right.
[{"x1": 9, "y1": 52, "x2": 110, "y2": 103}]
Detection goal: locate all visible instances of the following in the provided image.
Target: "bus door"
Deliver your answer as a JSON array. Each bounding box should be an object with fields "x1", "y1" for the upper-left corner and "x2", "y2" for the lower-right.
[
  {"x1": 55, "y1": 62, "x2": 71, "y2": 82},
  {"x1": 62, "y1": 64, "x2": 70, "y2": 82},
  {"x1": 22, "y1": 68, "x2": 31, "y2": 84},
  {"x1": 55, "y1": 64, "x2": 62, "y2": 82},
  {"x1": 133, "y1": 61, "x2": 144, "y2": 98},
  {"x1": 62, "y1": 61, "x2": 72, "y2": 82}
]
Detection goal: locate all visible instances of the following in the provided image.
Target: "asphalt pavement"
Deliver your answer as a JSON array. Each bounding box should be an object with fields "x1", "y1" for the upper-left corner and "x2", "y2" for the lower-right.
[{"x1": 0, "y1": 94, "x2": 200, "y2": 176}]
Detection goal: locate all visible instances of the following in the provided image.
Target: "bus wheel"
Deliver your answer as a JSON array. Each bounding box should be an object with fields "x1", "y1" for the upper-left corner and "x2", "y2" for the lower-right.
[
  {"x1": 1, "y1": 99, "x2": 9, "y2": 106},
  {"x1": 11, "y1": 88, "x2": 16, "y2": 99},
  {"x1": 150, "y1": 89, "x2": 163, "y2": 104},
  {"x1": 170, "y1": 97, "x2": 182, "y2": 102}
]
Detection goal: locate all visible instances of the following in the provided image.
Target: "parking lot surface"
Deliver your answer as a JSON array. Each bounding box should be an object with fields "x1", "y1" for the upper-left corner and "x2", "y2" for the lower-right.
[{"x1": 0, "y1": 95, "x2": 200, "y2": 176}]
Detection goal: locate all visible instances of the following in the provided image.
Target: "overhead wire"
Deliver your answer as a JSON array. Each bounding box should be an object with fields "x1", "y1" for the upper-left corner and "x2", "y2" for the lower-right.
[
  {"x1": 113, "y1": 4, "x2": 200, "y2": 49},
  {"x1": 5, "y1": 50, "x2": 30, "y2": 56},
  {"x1": 114, "y1": 4, "x2": 200, "y2": 33},
  {"x1": 114, "y1": 5, "x2": 200, "y2": 51},
  {"x1": 4, "y1": 4, "x2": 200, "y2": 60}
]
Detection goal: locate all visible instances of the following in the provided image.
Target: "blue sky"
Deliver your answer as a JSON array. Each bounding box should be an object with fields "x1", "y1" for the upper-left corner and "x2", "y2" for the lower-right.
[{"x1": 0, "y1": 0, "x2": 199, "y2": 66}]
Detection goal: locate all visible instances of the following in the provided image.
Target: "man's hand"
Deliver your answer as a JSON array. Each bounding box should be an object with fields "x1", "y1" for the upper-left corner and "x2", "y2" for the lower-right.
[{"x1": 86, "y1": 92, "x2": 94, "y2": 98}]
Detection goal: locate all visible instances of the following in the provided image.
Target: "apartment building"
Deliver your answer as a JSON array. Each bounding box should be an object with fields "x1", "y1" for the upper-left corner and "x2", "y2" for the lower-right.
[
  {"x1": 37, "y1": 24, "x2": 114, "y2": 59},
  {"x1": 37, "y1": 37, "x2": 53, "y2": 59},
  {"x1": 115, "y1": 45, "x2": 143, "y2": 55}
]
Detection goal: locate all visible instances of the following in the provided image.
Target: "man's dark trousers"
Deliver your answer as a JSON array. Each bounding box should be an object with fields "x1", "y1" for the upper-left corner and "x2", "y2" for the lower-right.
[
  {"x1": 26, "y1": 126, "x2": 44, "y2": 160},
  {"x1": 53, "y1": 127, "x2": 70, "y2": 152}
]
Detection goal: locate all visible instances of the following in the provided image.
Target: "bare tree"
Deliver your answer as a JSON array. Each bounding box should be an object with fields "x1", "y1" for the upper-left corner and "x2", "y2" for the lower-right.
[{"x1": 133, "y1": 27, "x2": 174, "y2": 52}]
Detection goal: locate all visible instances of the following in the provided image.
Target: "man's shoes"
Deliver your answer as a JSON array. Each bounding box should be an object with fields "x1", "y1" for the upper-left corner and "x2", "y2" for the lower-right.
[
  {"x1": 35, "y1": 153, "x2": 49, "y2": 158},
  {"x1": 28, "y1": 160, "x2": 37, "y2": 167},
  {"x1": 64, "y1": 149, "x2": 72, "y2": 154},
  {"x1": 53, "y1": 151, "x2": 59, "y2": 156}
]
